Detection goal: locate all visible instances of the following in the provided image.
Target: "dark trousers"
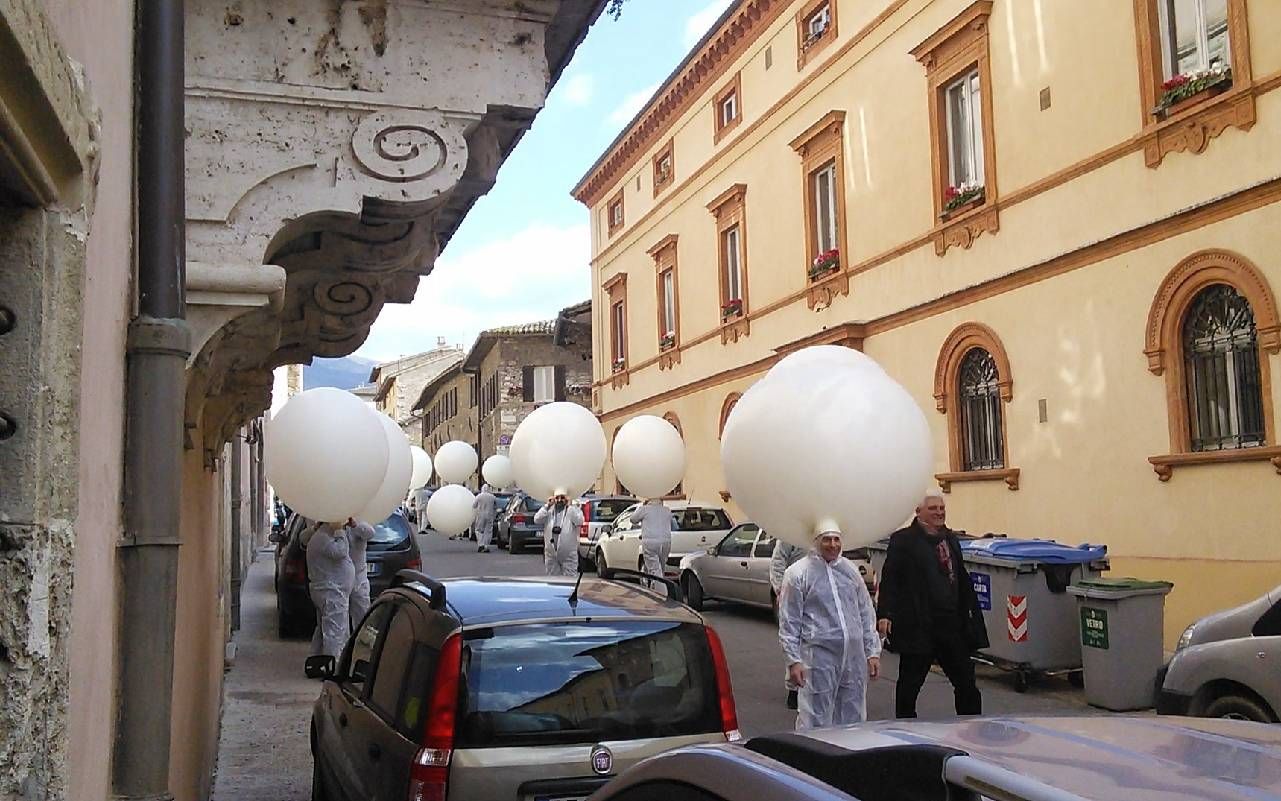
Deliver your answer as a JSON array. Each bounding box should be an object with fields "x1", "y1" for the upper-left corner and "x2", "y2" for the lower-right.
[{"x1": 895, "y1": 627, "x2": 982, "y2": 718}]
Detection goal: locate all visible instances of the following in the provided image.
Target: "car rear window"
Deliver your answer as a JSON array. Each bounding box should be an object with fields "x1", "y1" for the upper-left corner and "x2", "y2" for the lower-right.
[
  {"x1": 673, "y1": 509, "x2": 731, "y2": 532},
  {"x1": 369, "y1": 514, "x2": 412, "y2": 545},
  {"x1": 455, "y1": 621, "x2": 720, "y2": 748},
  {"x1": 522, "y1": 496, "x2": 543, "y2": 513},
  {"x1": 493, "y1": 495, "x2": 512, "y2": 513},
  {"x1": 589, "y1": 498, "x2": 634, "y2": 522}
]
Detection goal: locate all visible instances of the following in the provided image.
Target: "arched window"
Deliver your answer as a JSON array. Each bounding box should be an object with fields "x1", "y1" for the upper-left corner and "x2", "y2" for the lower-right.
[
  {"x1": 663, "y1": 413, "x2": 686, "y2": 498},
  {"x1": 1181, "y1": 284, "x2": 1265, "y2": 451},
  {"x1": 958, "y1": 347, "x2": 1004, "y2": 470},
  {"x1": 1144, "y1": 250, "x2": 1280, "y2": 479},
  {"x1": 934, "y1": 322, "x2": 1018, "y2": 491},
  {"x1": 718, "y1": 393, "x2": 741, "y2": 440}
]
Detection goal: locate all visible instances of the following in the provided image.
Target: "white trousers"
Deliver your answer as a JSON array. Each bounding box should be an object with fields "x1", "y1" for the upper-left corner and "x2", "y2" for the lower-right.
[
  {"x1": 641, "y1": 541, "x2": 671, "y2": 586},
  {"x1": 310, "y1": 586, "x2": 350, "y2": 658},
  {"x1": 349, "y1": 579, "x2": 370, "y2": 631}
]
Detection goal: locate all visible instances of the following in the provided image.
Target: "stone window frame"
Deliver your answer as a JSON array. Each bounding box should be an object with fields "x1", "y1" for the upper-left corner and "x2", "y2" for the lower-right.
[
  {"x1": 1132, "y1": 0, "x2": 1256, "y2": 168},
  {"x1": 718, "y1": 393, "x2": 742, "y2": 440},
  {"x1": 796, "y1": 0, "x2": 838, "y2": 70},
  {"x1": 649, "y1": 234, "x2": 682, "y2": 370},
  {"x1": 910, "y1": 1, "x2": 1000, "y2": 258},
  {"x1": 603, "y1": 271, "x2": 629, "y2": 389},
  {"x1": 607, "y1": 189, "x2": 625, "y2": 237},
  {"x1": 662, "y1": 412, "x2": 687, "y2": 500},
  {"x1": 652, "y1": 138, "x2": 675, "y2": 197},
  {"x1": 790, "y1": 110, "x2": 850, "y2": 311},
  {"x1": 707, "y1": 183, "x2": 750, "y2": 344},
  {"x1": 712, "y1": 72, "x2": 743, "y2": 145},
  {"x1": 933, "y1": 321, "x2": 1020, "y2": 492},
  {"x1": 1143, "y1": 249, "x2": 1281, "y2": 480}
]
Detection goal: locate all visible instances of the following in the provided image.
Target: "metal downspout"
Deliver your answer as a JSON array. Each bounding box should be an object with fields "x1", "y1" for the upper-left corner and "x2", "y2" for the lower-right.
[{"x1": 113, "y1": 0, "x2": 190, "y2": 798}]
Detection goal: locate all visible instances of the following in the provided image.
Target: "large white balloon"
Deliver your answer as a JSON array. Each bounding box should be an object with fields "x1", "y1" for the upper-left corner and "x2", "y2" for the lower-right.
[
  {"x1": 612, "y1": 415, "x2": 685, "y2": 498},
  {"x1": 357, "y1": 414, "x2": 414, "y2": 523},
  {"x1": 265, "y1": 387, "x2": 389, "y2": 522},
  {"x1": 435, "y1": 440, "x2": 478, "y2": 485},
  {"x1": 720, "y1": 345, "x2": 932, "y2": 549},
  {"x1": 510, "y1": 402, "x2": 606, "y2": 499},
  {"x1": 425, "y1": 484, "x2": 476, "y2": 537},
  {"x1": 482, "y1": 454, "x2": 514, "y2": 489},
  {"x1": 409, "y1": 446, "x2": 433, "y2": 490}
]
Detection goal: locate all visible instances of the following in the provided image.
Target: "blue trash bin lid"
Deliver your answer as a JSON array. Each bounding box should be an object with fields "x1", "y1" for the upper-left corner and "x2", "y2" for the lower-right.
[{"x1": 959, "y1": 537, "x2": 1107, "y2": 564}]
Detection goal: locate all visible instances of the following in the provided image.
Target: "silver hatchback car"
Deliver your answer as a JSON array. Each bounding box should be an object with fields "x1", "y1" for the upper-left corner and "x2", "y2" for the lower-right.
[{"x1": 307, "y1": 571, "x2": 741, "y2": 801}]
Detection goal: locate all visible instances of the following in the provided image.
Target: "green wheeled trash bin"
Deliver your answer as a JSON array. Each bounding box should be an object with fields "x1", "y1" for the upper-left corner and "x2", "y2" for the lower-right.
[{"x1": 1069, "y1": 577, "x2": 1174, "y2": 711}]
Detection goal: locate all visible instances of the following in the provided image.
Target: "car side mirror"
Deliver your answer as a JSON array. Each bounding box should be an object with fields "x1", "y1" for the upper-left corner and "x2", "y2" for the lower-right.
[{"x1": 304, "y1": 655, "x2": 335, "y2": 680}]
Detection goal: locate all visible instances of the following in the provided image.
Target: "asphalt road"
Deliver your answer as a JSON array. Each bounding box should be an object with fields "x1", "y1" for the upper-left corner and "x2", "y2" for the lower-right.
[{"x1": 413, "y1": 530, "x2": 1092, "y2": 736}]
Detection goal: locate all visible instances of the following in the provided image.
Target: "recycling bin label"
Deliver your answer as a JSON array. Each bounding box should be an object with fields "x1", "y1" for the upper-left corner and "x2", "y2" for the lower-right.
[
  {"x1": 1081, "y1": 606, "x2": 1109, "y2": 650},
  {"x1": 972, "y1": 572, "x2": 991, "y2": 611}
]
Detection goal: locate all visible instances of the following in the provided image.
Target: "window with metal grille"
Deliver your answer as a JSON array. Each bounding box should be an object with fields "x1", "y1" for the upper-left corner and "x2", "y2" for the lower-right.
[
  {"x1": 958, "y1": 347, "x2": 1004, "y2": 471},
  {"x1": 1182, "y1": 283, "x2": 1264, "y2": 451}
]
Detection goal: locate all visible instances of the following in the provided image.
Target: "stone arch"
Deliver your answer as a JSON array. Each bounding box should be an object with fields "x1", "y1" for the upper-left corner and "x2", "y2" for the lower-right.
[
  {"x1": 718, "y1": 392, "x2": 741, "y2": 440},
  {"x1": 933, "y1": 322, "x2": 1013, "y2": 414}
]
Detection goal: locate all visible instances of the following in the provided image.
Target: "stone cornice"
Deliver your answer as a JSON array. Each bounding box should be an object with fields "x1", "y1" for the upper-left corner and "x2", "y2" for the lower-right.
[{"x1": 572, "y1": 0, "x2": 789, "y2": 208}]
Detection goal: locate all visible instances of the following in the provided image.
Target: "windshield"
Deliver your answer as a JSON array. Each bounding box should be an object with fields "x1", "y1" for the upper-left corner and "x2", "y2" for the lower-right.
[
  {"x1": 589, "y1": 498, "x2": 634, "y2": 522},
  {"x1": 369, "y1": 514, "x2": 412, "y2": 545},
  {"x1": 673, "y1": 508, "x2": 732, "y2": 532},
  {"x1": 455, "y1": 621, "x2": 719, "y2": 748},
  {"x1": 493, "y1": 494, "x2": 512, "y2": 513}
]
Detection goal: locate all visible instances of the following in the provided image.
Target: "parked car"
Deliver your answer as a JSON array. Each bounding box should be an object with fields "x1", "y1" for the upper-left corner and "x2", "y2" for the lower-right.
[
  {"x1": 576, "y1": 494, "x2": 637, "y2": 567},
  {"x1": 587, "y1": 715, "x2": 1281, "y2": 801},
  {"x1": 595, "y1": 501, "x2": 734, "y2": 580},
  {"x1": 306, "y1": 571, "x2": 741, "y2": 801},
  {"x1": 1158, "y1": 583, "x2": 1281, "y2": 723},
  {"x1": 678, "y1": 525, "x2": 878, "y2": 614},
  {"x1": 271, "y1": 511, "x2": 422, "y2": 639},
  {"x1": 496, "y1": 492, "x2": 546, "y2": 553}
]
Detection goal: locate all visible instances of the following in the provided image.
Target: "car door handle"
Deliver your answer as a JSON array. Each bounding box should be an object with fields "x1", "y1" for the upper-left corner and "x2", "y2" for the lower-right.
[
  {"x1": 739, "y1": 561, "x2": 749, "y2": 567},
  {"x1": 338, "y1": 713, "x2": 348, "y2": 728},
  {"x1": 368, "y1": 743, "x2": 382, "y2": 761}
]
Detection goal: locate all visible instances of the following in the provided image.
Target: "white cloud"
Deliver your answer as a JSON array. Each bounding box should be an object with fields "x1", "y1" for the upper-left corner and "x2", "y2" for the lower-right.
[
  {"x1": 355, "y1": 223, "x2": 591, "y2": 362},
  {"x1": 684, "y1": 0, "x2": 733, "y2": 48},
  {"x1": 560, "y1": 73, "x2": 595, "y2": 107},
  {"x1": 606, "y1": 81, "x2": 660, "y2": 128}
]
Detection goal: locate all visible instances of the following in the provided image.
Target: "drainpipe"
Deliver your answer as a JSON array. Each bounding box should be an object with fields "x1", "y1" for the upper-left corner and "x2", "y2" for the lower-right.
[{"x1": 113, "y1": 0, "x2": 189, "y2": 797}]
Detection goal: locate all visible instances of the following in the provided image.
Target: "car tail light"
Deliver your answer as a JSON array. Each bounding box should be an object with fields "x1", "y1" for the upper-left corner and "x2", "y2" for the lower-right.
[
  {"x1": 512, "y1": 514, "x2": 529, "y2": 525},
  {"x1": 406, "y1": 557, "x2": 422, "y2": 571},
  {"x1": 408, "y1": 633, "x2": 462, "y2": 801},
  {"x1": 704, "y1": 627, "x2": 741, "y2": 742}
]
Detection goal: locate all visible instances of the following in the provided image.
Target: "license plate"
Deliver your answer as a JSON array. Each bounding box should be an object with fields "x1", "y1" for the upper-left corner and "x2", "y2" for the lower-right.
[{"x1": 366, "y1": 562, "x2": 379, "y2": 575}]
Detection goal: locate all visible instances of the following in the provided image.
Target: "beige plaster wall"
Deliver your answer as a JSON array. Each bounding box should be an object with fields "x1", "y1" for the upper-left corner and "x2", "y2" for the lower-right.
[{"x1": 44, "y1": 0, "x2": 135, "y2": 798}]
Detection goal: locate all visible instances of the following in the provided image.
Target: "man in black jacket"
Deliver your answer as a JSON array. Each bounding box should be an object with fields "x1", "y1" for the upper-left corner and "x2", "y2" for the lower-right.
[{"x1": 877, "y1": 491, "x2": 988, "y2": 718}]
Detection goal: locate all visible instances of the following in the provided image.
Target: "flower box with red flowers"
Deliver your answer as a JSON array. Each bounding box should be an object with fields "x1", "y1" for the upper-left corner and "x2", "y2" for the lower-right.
[
  {"x1": 940, "y1": 183, "x2": 985, "y2": 218},
  {"x1": 659, "y1": 333, "x2": 676, "y2": 350},
  {"x1": 808, "y1": 249, "x2": 840, "y2": 281},
  {"x1": 1154, "y1": 64, "x2": 1232, "y2": 118},
  {"x1": 721, "y1": 298, "x2": 744, "y2": 320}
]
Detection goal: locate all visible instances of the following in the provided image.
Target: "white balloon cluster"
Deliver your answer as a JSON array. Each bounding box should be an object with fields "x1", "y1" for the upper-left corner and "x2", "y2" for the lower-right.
[
  {"x1": 265, "y1": 388, "x2": 410, "y2": 524},
  {"x1": 425, "y1": 440, "x2": 477, "y2": 537},
  {"x1": 612, "y1": 415, "x2": 686, "y2": 499},
  {"x1": 720, "y1": 345, "x2": 933, "y2": 549},
  {"x1": 511, "y1": 402, "x2": 607, "y2": 499}
]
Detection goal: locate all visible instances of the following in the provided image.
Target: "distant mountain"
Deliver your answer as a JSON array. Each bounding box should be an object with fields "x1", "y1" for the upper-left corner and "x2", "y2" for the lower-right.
[{"x1": 304, "y1": 356, "x2": 378, "y2": 390}]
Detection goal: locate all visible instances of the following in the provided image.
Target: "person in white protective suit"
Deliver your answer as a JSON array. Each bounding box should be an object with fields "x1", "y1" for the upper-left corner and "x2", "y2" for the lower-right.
[
  {"x1": 345, "y1": 518, "x2": 376, "y2": 629},
  {"x1": 306, "y1": 521, "x2": 356, "y2": 660},
  {"x1": 771, "y1": 538, "x2": 809, "y2": 710},
  {"x1": 472, "y1": 485, "x2": 498, "y2": 554},
  {"x1": 778, "y1": 530, "x2": 881, "y2": 729},
  {"x1": 630, "y1": 498, "x2": 672, "y2": 586},
  {"x1": 535, "y1": 493, "x2": 583, "y2": 576}
]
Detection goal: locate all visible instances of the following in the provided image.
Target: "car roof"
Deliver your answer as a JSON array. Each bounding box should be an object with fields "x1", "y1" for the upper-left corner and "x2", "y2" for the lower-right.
[
  {"x1": 431, "y1": 576, "x2": 703, "y2": 627},
  {"x1": 774, "y1": 715, "x2": 1281, "y2": 800}
]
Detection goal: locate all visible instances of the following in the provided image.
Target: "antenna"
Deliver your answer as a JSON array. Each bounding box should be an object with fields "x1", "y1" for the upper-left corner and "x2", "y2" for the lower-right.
[{"x1": 568, "y1": 561, "x2": 587, "y2": 609}]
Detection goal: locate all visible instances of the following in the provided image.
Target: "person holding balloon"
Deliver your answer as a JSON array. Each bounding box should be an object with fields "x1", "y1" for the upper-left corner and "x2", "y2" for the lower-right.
[
  {"x1": 345, "y1": 518, "x2": 376, "y2": 628},
  {"x1": 305, "y1": 520, "x2": 355, "y2": 661},
  {"x1": 535, "y1": 494, "x2": 584, "y2": 576},
  {"x1": 631, "y1": 497, "x2": 673, "y2": 586},
  {"x1": 778, "y1": 529, "x2": 881, "y2": 729},
  {"x1": 472, "y1": 484, "x2": 498, "y2": 554},
  {"x1": 771, "y1": 538, "x2": 809, "y2": 710}
]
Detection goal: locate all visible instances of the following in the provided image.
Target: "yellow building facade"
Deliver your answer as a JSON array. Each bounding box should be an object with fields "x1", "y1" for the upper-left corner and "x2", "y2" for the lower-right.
[{"x1": 576, "y1": 0, "x2": 1281, "y2": 646}]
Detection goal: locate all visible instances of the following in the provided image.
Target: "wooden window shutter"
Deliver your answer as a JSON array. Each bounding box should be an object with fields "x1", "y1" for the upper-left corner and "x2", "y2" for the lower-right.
[
  {"x1": 523, "y1": 366, "x2": 535, "y2": 402},
  {"x1": 554, "y1": 365, "x2": 566, "y2": 401}
]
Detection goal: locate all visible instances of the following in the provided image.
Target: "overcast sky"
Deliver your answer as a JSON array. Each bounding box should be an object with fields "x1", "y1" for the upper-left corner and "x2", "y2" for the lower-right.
[{"x1": 355, "y1": 0, "x2": 734, "y2": 362}]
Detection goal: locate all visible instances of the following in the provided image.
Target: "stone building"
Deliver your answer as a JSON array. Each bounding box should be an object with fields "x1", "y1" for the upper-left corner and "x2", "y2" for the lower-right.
[
  {"x1": 369, "y1": 339, "x2": 466, "y2": 424},
  {"x1": 0, "y1": 1, "x2": 604, "y2": 799},
  {"x1": 576, "y1": 0, "x2": 1281, "y2": 647},
  {"x1": 415, "y1": 356, "x2": 475, "y2": 464}
]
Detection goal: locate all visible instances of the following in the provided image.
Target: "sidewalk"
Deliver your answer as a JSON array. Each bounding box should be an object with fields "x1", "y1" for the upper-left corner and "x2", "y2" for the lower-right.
[{"x1": 211, "y1": 549, "x2": 316, "y2": 801}]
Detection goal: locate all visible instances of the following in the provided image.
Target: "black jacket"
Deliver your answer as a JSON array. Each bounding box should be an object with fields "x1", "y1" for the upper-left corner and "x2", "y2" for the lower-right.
[{"x1": 878, "y1": 519, "x2": 989, "y2": 655}]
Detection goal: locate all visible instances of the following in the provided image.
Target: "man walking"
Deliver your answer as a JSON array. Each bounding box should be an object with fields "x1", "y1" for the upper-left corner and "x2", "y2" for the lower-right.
[
  {"x1": 877, "y1": 491, "x2": 988, "y2": 718},
  {"x1": 630, "y1": 498, "x2": 672, "y2": 586},
  {"x1": 305, "y1": 520, "x2": 355, "y2": 660},
  {"x1": 535, "y1": 493, "x2": 583, "y2": 576},
  {"x1": 345, "y1": 517, "x2": 376, "y2": 629},
  {"x1": 770, "y1": 537, "x2": 808, "y2": 709},
  {"x1": 473, "y1": 484, "x2": 498, "y2": 553},
  {"x1": 778, "y1": 531, "x2": 881, "y2": 729}
]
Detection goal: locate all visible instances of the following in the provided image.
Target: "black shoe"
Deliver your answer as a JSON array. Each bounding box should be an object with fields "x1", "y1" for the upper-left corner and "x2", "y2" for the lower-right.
[
  {"x1": 477, "y1": 545, "x2": 485, "y2": 553},
  {"x1": 786, "y1": 690, "x2": 798, "y2": 710}
]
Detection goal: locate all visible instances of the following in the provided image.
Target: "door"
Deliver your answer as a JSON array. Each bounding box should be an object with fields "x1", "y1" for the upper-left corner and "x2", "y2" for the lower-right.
[
  {"x1": 703, "y1": 525, "x2": 757, "y2": 601},
  {"x1": 355, "y1": 604, "x2": 424, "y2": 801},
  {"x1": 329, "y1": 601, "x2": 394, "y2": 801},
  {"x1": 745, "y1": 531, "x2": 776, "y2": 606}
]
